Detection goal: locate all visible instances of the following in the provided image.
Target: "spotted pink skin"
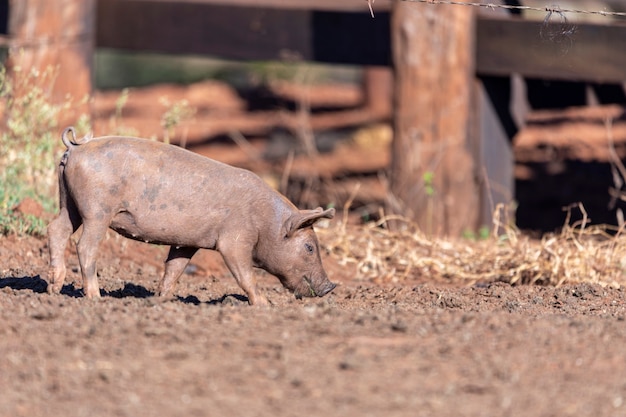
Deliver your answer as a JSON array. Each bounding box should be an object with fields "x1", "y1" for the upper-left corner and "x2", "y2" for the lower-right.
[{"x1": 47, "y1": 127, "x2": 336, "y2": 305}]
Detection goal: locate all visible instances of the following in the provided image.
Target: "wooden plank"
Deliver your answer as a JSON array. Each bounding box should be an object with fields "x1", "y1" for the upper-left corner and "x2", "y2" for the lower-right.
[
  {"x1": 96, "y1": 1, "x2": 311, "y2": 61},
  {"x1": 96, "y1": 0, "x2": 391, "y2": 65},
  {"x1": 91, "y1": 0, "x2": 626, "y2": 13},
  {"x1": 476, "y1": 16, "x2": 626, "y2": 83},
  {"x1": 97, "y1": 1, "x2": 626, "y2": 81},
  {"x1": 119, "y1": 0, "x2": 393, "y2": 12}
]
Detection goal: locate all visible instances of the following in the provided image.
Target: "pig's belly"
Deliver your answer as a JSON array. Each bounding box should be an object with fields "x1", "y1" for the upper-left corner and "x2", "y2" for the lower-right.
[{"x1": 109, "y1": 210, "x2": 218, "y2": 249}]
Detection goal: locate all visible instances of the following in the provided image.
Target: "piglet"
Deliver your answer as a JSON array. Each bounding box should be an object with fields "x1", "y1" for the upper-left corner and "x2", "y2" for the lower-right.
[{"x1": 47, "y1": 127, "x2": 336, "y2": 305}]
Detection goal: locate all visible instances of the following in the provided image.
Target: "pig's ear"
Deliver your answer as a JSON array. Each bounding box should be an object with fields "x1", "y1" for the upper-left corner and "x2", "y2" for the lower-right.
[{"x1": 284, "y1": 207, "x2": 335, "y2": 238}]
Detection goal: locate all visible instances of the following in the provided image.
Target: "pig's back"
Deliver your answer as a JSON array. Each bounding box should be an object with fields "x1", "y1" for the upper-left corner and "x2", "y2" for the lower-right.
[
  {"x1": 63, "y1": 136, "x2": 287, "y2": 247},
  {"x1": 69, "y1": 136, "x2": 229, "y2": 176},
  {"x1": 67, "y1": 136, "x2": 266, "y2": 192}
]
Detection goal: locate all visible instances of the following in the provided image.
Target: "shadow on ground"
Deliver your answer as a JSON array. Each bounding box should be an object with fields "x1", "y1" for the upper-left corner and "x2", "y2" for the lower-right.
[{"x1": 0, "y1": 276, "x2": 248, "y2": 305}]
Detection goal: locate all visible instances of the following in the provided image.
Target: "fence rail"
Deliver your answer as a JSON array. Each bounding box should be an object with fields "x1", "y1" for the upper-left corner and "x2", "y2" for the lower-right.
[{"x1": 96, "y1": 0, "x2": 626, "y2": 83}]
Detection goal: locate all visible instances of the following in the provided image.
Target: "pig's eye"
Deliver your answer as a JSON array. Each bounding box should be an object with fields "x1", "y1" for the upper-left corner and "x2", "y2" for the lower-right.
[{"x1": 304, "y1": 243, "x2": 314, "y2": 254}]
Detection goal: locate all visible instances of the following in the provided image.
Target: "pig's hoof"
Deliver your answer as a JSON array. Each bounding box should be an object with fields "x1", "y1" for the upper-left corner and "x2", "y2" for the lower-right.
[
  {"x1": 250, "y1": 298, "x2": 273, "y2": 308},
  {"x1": 155, "y1": 294, "x2": 176, "y2": 303},
  {"x1": 46, "y1": 284, "x2": 62, "y2": 295},
  {"x1": 247, "y1": 294, "x2": 271, "y2": 307},
  {"x1": 222, "y1": 294, "x2": 249, "y2": 306},
  {"x1": 84, "y1": 290, "x2": 102, "y2": 299}
]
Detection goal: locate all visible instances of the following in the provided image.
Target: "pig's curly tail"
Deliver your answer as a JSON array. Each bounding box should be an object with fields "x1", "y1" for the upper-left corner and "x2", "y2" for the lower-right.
[
  {"x1": 61, "y1": 126, "x2": 77, "y2": 148},
  {"x1": 61, "y1": 126, "x2": 94, "y2": 148}
]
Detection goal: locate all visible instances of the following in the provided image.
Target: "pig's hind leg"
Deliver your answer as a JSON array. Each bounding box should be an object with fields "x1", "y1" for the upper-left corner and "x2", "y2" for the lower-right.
[
  {"x1": 47, "y1": 198, "x2": 82, "y2": 295},
  {"x1": 157, "y1": 246, "x2": 198, "y2": 298},
  {"x1": 76, "y1": 218, "x2": 110, "y2": 299}
]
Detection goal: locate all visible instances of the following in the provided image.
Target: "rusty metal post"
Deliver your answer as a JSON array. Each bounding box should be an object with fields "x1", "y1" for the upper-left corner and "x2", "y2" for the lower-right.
[{"x1": 363, "y1": 66, "x2": 393, "y2": 118}]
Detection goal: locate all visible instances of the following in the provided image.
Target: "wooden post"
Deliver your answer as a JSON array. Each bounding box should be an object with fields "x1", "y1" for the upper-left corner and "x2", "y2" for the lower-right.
[
  {"x1": 7, "y1": 0, "x2": 95, "y2": 123},
  {"x1": 388, "y1": 0, "x2": 479, "y2": 236}
]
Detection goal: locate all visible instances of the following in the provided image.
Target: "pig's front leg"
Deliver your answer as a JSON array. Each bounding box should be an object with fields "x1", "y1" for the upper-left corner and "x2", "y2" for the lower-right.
[
  {"x1": 157, "y1": 246, "x2": 198, "y2": 298},
  {"x1": 219, "y1": 240, "x2": 269, "y2": 306}
]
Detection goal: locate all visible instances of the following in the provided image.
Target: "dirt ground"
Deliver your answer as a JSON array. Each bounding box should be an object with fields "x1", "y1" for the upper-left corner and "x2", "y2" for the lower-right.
[
  {"x1": 3, "y1": 79, "x2": 626, "y2": 416},
  {"x1": 1, "y1": 232, "x2": 626, "y2": 417}
]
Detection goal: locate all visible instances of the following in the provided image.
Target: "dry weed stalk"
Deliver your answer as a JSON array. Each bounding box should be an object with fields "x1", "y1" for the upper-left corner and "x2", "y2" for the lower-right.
[{"x1": 318, "y1": 202, "x2": 626, "y2": 288}]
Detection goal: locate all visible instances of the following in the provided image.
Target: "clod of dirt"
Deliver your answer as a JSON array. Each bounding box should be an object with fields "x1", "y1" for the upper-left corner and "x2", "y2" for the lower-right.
[{"x1": 12, "y1": 197, "x2": 45, "y2": 219}]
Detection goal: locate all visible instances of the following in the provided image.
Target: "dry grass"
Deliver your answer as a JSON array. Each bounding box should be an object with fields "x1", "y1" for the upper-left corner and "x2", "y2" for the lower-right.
[{"x1": 318, "y1": 202, "x2": 626, "y2": 289}]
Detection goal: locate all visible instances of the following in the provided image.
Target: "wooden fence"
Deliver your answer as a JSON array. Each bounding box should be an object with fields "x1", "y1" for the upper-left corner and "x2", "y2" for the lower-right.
[{"x1": 5, "y1": 0, "x2": 626, "y2": 234}]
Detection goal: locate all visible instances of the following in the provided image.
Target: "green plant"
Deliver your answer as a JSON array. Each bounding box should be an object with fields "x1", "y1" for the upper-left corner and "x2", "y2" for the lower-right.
[
  {"x1": 423, "y1": 171, "x2": 435, "y2": 197},
  {"x1": 422, "y1": 170, "x2": 436, "y2": 235},
  {"x1": 160, "y1": 97, "x2": 196, "y2": 144},
  {"x1": 105, "y1": 88, "x2": 137, "y2": 137},
  {"x1": 0, "y1": 64, "x2": 85, "y2": 236},
  {"x1": 462, "y1": 225, "x2": 491, "y2": 241},
  {"x1": 115, "y1": 87, "x2": 129, "y2": 120},
  {"x1": 0, "y1": 211, "x2": 47, "y2": 236}
]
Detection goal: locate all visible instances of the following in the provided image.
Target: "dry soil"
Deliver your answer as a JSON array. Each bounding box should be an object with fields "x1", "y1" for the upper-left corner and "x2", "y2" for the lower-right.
[{"x1": 1, "y1": 233, "x2": 626, "y2": 417}]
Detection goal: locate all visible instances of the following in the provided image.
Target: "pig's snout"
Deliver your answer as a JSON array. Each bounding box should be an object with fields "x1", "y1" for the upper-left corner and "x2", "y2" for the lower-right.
[
  {"x1": 296, "y1": 277, "x2": 336, "y2": 299},
  {"x1": 318, "y1": 281, "x2": 336, "y2": 297}
]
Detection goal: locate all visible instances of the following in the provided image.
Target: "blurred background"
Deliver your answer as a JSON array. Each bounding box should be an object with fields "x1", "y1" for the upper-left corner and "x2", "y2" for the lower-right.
[{"x1": 2, "y1": 0, "x2": 626, "y2": 236}]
